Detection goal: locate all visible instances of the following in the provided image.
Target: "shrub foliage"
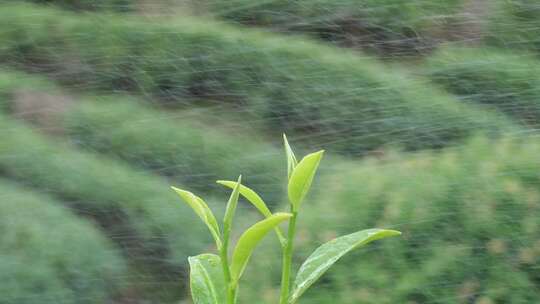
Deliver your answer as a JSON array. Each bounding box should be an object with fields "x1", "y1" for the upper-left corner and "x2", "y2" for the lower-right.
[
  {"x1": 426, "y1": 46, "x2": 540, "y2": 127},
  {"x1": 64, "y1": 97, "x2": 285, "y2": 201},
  {"x1": 0, "y1": 180, "x2": 126, "y2": 304},
  {"x1": 0, "y1": 112, "x2": 209, "y2": 300},
  {"x1": 0, "y1": 4, "x2": 518, "y2": 154}
]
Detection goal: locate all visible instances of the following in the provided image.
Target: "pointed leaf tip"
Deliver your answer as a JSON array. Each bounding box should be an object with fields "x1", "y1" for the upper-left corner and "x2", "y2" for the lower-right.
[
  {"x1": 288, "y1": 150, "x2": 324, "y2": 211},
  {"x1": 216, "y1": 180, "x2": 286, "y2": 244},
  {"x1": 171, "y1": 186, "x2": 222, "y2": 248},
  {"x1": 216, "y1": 180, "x2": 272, "y2": 217},
  {"x1": 283, "y1": 134, "x2": 298, "y2": 180},
  {"x1": 223, "y1": 175, "x2": 242, "y2": 239}
]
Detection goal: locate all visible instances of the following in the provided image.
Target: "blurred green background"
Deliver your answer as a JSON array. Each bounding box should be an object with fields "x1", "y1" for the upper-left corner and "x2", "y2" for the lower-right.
[{"x1": 0, "y1": 1, "x2": 539, "y2": 303}]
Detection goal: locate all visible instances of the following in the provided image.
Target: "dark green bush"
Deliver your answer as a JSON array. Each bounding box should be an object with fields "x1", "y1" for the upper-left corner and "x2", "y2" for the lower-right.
[
  {"x1": 487, "y1": 0, "x2": 540, "y2": 55},
  {"x1": 242, "y1": 136, "x2": 540, "y2": 303},
  {"x1": 0, "y1": 112, "x2": 209, "y2": 301},
  {"x1": 64, "y1": 97, "x2": 285, "y2": 202},
  {"x1": 17, "y1": 0, "x2": 135, "y2": 11},
  {"x1": 0, "y1": 180, "x2": 126, "y2": 304},
  {"x1": 207, "y1": 0, "x2": 540, "y2": 57},
  {"x1": 0, "y1": 4, "x2": 518, "y2": 155},
  {"x1": 426, "y1": 46, "x2": 540, "y2": 127},
  {"x1": 39, "y1": 0, "x2": 464, "y2": 55},
  {"x1": 202, "y1": 0, "x2": 464, "y2": 55}
]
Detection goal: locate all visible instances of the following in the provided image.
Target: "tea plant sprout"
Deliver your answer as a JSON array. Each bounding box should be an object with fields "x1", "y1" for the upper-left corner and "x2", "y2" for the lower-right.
[{"x1": 172, "y1": 135, "x2": 401, "y2": 304}]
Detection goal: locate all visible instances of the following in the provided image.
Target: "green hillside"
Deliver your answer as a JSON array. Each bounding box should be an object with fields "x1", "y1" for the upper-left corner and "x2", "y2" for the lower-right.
[
  {"x1": 17, "y1": 0, "x2": 540, "y2": 56},
  {"x1": 0, "y1": 4, "x2": 520, "y2": 155}
]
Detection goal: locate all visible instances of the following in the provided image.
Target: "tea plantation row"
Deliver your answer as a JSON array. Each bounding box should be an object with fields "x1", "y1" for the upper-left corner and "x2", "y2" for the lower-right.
[{"x1": 0, "y1": 3, "x2": 518, "y2": 155}]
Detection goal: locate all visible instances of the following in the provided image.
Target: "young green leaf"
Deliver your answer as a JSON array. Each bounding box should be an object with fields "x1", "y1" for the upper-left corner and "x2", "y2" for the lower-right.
[
  {"x1": 230, "y1": 212, "x2": 293, "y2": 282},
  {"x1": 171, "y1": 186, "x2": 222, "y2": 248},
  {"x1": 287, "y1": 150, "x2": 324, "y2": 211},
  {"x1": 283, "y1": 134, "x2": 298, "y2": 180},
  {"x1": 217, "y1": 180, "x2": 272, "y2": 217},
  {"x1": 188, "y1": 253, "x2": 227, "y2": 304},
  {"x1": 223, "y1": 175, "x2": 242, "y2": 240},
  {"x1": 290, "y1": 229, "x2": 401, "y2": 303},
  {"x1": 217, "y1": 180, "x2": 287, "y2": 246}
]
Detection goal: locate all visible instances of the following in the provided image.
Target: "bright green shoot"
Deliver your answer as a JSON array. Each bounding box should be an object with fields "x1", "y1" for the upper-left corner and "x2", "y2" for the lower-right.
[{"x1": 172, "y1": 135, "x2": 401, "y2": 304}]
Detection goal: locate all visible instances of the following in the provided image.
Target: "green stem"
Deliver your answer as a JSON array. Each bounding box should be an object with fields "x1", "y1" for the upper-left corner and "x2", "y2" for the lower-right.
[
  {"x1": 279, "y1": 211, "x2": 298, "y2": 304},
  {"x1": 220, "y1": 242, "x2": 236, "y2": 304}
]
